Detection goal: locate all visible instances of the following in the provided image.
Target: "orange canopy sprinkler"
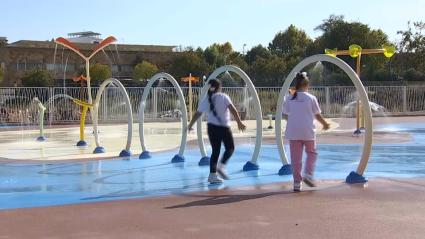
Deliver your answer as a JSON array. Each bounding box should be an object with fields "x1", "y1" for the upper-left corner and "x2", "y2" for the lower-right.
[
  {"x1": 73, "y1": 75, "x2": 88, "y2": 103},
  {"x1": 55, "y1": 36, "x2": 117, "y2": 106},
  {"x1": 72, "y1": 75, "x2": 87, "y2": 82},
  {"x1": 181, "y1": 74, "x2": 199, "y2": 121},
  {"x1": 324, "y1": 44, "x2": 396, "y2": 135},
  {"x1": 55, "y1": 36, "x2": 117, "y2": 146}
]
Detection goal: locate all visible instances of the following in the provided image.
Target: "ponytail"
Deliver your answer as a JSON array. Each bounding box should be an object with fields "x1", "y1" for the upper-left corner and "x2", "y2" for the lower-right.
[
  {"x1": 207, "y1": 79, "x2": 222, "y2": 123},
  {"x1": 291, "y1": 72, "x2": 309, "y2": 100}
]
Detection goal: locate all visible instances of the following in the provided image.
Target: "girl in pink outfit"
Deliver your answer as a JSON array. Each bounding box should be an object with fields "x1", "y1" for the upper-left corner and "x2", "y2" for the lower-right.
[{"x1": 282, "y1": 72, "x2": 330, "y2": 192}]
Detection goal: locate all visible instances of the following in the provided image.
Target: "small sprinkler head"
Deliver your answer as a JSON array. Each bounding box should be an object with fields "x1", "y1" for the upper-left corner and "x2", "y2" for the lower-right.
[
  {"x1": 349, "y1": 44, "x2": 362, "y2": 58},
  {"x1": 324, "y1": 48, "x2": 337, "y2": 57},
  {"x1": 383, "y1": 44, "x2": 396, "y2": 58}
]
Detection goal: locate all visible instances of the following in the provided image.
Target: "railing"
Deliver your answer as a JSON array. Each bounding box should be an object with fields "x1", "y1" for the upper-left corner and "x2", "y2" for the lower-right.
[{"x1": 1, "y1": 86, "x2": 425, "y2": 124}]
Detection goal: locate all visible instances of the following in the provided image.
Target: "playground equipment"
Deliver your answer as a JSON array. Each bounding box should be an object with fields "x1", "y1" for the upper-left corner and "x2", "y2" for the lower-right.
[
  {"x1": 40, "y1": 93, "x2": 94, "y2": 146},
  {"x1": 92, "y1": 78, "x2": 133, "y2": 157},
  {"x1": 19, "y1": 59, "x2": 377, "y2": 185},
  {"x1": 54, "y1": 36, "x2": 117, "y2": 143},
  {"x1": 325, "y1": 44, "x2": 395, "y2": 135},
  {"x1": 276, "y1": 54, "x2": 373, "y2": 183},
  {"x1": 72, "y1": 98, "x2": 94, "y2": 146},
  {"x1": 33, "y1": 97, "x2": 46, "y2": 142},
  {"x1": 266, "y1": 114, "x2": 274, "y2": 130},
  {"x1": 138, "y1": 73, "x2": 188, "y2": 162},
  {"x1": 181, "y1": 74, "x2": 199, "y2": 121},
  {"x1": 196, "y1": 65, "x2": 263, "y2": 169}
]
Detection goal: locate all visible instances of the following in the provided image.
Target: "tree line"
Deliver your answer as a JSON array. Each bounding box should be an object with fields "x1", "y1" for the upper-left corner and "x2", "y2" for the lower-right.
[{"x1": 20, "y1": 15, "x2": 425, "y2": 87}]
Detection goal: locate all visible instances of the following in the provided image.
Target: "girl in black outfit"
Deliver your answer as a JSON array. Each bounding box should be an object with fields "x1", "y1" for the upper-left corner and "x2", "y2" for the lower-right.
[{"x1": 188, "y1": 79, "x2": 246, "y2": 183}]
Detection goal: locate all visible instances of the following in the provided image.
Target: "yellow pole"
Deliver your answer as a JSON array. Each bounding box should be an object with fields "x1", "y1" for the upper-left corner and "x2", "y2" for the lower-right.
[
  {"x1": 72, "y1": 98, "x2": 93, "y2": 146},
  {"x1": 360, "y1": 103, "x2": 365, "y2": 128},
  {"x1": 355, "y1": 54, "x2": 362, "y2": 131},
  {"x1": 188, "y1": 73, "x2": 193, "y2": 121},
  {"x1": 80, "y1": 106, "x2": 88, "y2": 142}
]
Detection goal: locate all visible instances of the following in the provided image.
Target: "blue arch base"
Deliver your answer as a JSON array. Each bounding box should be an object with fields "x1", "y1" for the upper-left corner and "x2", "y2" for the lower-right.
[
  {"x1": 346, "y1": 171, "x2": 368, "y2": 184},
  {"x1": 171, "y1": 154, "x2": 185, "y2": 163},
  {"x1": 93, "y1": 146, "x2": 105, "y2": 154},
  {"x1": 139, "y1": 151, "x2": 151, "y2": 159},
  {"x1": 119, "y1": 149, "x2": 132, "y2": 157},
  {"x1": 278, "y1": 164, "x2": 292, "y2": 175},
  {"x1": 76, "y1": 140, "x2": 88, "y2": 147},
  {"x1": 36, "y1": 136, "x2": 46, "y2": 142},
  {"x1": 198, "y1": 156, "x2": 210, "y2": 166},
  {"x1": 243, "y1": 161, "x2": 259, "y2": 171}
]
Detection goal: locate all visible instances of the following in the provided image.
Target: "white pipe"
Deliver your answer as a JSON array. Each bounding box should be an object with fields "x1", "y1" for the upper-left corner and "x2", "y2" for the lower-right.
[
  {"x1": 93, "y1": 78, "x2": 133, "y2": 151},
  {"x1": 196, "y1": 65, "x2": 263, "y2": 164},
  {"x1": 275, "y1": 54, "x2": 373, "y2": 175},
  {"x1": 44, "y1": 94, "x2": 74, "y2": 108},
  {"x1": 138, "y1": 73, "x2": 188, "y2": 156},
  {"x1": 33, "y1": 98, "x2": 46, "y2": 139},
  {"x1": 86, "y1": 60, "x2": 93, "y2": 106}
]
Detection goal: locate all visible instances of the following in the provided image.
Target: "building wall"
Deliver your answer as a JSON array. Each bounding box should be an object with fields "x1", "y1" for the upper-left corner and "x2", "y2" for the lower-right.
[{"x1": 0, "y1": 42, "x2": 178, "y2": 86}]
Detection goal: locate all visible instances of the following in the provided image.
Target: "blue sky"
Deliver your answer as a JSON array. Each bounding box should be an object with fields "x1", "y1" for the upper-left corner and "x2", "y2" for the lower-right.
[{"x1": 2, "y1": 0, "x2": 424, "y2": 52}]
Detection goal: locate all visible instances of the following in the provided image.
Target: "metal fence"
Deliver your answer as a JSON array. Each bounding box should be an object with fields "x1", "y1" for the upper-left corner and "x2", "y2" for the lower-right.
[{"x1": 1, "y1": 86, "x2": 425, "y2": 124}]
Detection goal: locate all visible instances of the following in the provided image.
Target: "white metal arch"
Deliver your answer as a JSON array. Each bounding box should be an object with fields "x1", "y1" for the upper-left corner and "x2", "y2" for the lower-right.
[
  {"x1": 93, "y1": 78, "x2": 133, "y2": 156},
  {"x1": 276, "y1": 54, "x2": 373, "y2": 179},
  {"x1": 138, "y1": 72, "x2": 188, "y2": 161},
  {"x1": 196, "y1": 65, "x2": 263, "y2": 168}
]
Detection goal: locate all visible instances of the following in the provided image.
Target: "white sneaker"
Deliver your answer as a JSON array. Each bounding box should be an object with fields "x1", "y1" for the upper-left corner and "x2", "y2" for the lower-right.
[
  {"x1": 217, "y1": 163, "x2": 229, "y2": 180},
  {"x1": 208, "y1": 173, "x2": 223, "y2": 184},
  {"x1": 303, "y1": 176, "x2": 316, "y2": 187},
  {"x1": 293, "y1": 181, "x2": 302, "y2": 192}
]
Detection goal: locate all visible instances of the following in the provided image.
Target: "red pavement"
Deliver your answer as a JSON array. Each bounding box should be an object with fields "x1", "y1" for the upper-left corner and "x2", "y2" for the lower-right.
[{"x1": 1, "y1": 178, "x2": 425, "y2": 239}]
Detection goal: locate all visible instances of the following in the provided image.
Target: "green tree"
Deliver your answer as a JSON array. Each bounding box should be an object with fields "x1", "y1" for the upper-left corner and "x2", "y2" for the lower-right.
[
  {"x1": 311, "y1": 15, "x2": 391, "y2": 82},
  {"x1": 398, "y1": 21, "x2": 425, "y2": 54},
  {"x1": 203, "y1": 42, "x2": 234, "y2": 68},
  {"x1": 204, "y1": 44, "x2": 221, "y2": 66},
  {"x1": 21, "y1": 69, "x2": 54, "y2": 87},
  {"x1": 133, "y1": 60, "x2": 159, "y2": 81},
  {"x1": 248, "y1": 55, "x2": 287, "y2": 86},
  {"x1": 168, "y1": 51, "x2": 211, "y2": 80},
  {"x1": 269, "y1": 24, "x2": 312, "y2": 60},
  {"x1": 402, "y1": 68, "x2": 425, "y2": 81},
  {"x1": 312, "y1": 15, "x2": 389, "y2": 50},
  {"x1": 245, "y1": 45, "x2": 272, "y2": 65},
  {"x1": 394, "y1": 21, "x2": 425, "y2": 79},
  {"x1": 0, "y1": 68, "x2": 3, "y2": 83},
  {"x1": 89, "y1": 63, "x2": 111, "y2": 86},
  {"x1": 227, "y1": 52, "x2": 248, "y2": 70}
]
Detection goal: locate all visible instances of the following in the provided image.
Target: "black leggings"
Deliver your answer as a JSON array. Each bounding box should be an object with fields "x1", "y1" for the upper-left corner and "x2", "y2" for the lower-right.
[{"x1": 207, "y1": 123, "x2": 235, "y2": 173}]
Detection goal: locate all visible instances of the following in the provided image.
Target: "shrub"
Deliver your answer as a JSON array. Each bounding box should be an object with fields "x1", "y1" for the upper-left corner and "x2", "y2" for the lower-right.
[{"x1": 21, "y1": 69, "x2": 54, "y2": 87}]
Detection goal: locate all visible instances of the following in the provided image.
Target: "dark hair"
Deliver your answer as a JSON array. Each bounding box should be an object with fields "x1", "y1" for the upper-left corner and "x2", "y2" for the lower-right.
[
  {"x1": 208, "y1": 79, "x2": 222, "y2": 123},
  {"x1": 291, "y1": 72, "x2": 309, "y2": 100}
]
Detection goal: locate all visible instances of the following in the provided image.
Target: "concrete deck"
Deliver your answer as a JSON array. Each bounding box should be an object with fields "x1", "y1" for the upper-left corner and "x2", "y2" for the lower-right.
[
  {"x1": 0, "y1": 116, "x2": 417, "y2": 161},
  {"x1": 1, "y1": 178, "x2": 424, "y2": 239}
]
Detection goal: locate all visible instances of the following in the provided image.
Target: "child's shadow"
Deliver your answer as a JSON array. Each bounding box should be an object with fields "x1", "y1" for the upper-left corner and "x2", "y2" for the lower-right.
[{"x1": 165, "y1": 190, "x2": 313, "y2": 209}]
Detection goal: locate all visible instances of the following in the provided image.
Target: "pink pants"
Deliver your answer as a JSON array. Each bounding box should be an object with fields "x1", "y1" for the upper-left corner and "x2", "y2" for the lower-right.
[{"x1": 289, "y1": 140, "x2": 318, "y2": 183}]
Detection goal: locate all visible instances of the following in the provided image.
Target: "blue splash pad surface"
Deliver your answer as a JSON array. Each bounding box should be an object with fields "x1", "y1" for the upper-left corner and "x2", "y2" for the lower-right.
[{"x1": 0, "y1": 123, "x2": 424, "y2": 210}]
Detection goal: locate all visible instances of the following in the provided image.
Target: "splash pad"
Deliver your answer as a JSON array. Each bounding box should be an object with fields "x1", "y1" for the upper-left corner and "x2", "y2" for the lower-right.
[{"x1": 10, "y1": 54, "x2": 376, "y2": 186}]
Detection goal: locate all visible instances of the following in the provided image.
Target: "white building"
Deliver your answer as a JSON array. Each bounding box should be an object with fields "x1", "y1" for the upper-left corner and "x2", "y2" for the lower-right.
[{"x1": 67, "y1": 31, "x2": 102, "y2": 44}]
